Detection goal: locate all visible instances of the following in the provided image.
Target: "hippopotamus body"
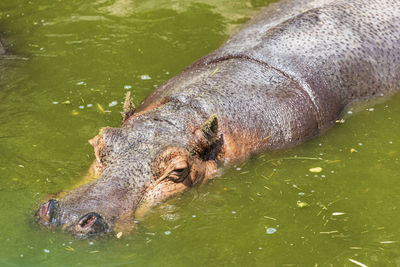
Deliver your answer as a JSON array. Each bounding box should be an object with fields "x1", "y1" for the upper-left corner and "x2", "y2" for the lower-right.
[{"x1": 37, "y1": 0, "x2": 400, "y2": 238}]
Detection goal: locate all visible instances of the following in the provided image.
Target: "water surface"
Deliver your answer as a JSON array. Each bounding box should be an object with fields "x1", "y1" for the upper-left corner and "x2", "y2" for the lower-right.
[{"x1": 0, "y1": 0, "x2": 399, "y2": 266}]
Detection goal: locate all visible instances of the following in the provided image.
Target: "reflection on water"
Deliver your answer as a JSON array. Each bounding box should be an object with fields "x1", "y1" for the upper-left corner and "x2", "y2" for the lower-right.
[{"x1": 0, "y1": 0, "x2": 399, "y2": 266}]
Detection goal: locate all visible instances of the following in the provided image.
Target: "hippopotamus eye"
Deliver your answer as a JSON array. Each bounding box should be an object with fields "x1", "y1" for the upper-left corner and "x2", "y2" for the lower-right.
[{"x1": 168, "y1": 160, "x2": 189, "y2": 182}]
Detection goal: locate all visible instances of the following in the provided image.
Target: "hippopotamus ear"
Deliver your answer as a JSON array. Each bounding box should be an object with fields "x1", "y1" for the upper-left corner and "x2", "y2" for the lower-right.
[
  {"x1": 191, "y1": 114, "x2": 221, "y2": 159},
  {"x1": 121, "y1": 91, "x2": 136, "y2": 122},
  {"x1": 201, "y1": 114, "x2": 219, "y2": 144}
]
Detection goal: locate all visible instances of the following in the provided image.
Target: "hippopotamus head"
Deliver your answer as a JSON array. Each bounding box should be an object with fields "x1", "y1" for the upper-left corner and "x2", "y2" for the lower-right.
[{"x1": 35, "y1": 99, "x2": 221, "y2": 238}]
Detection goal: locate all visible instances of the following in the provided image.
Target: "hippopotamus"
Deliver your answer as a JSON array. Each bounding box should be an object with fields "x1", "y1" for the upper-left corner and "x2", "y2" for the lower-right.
[{"x1": 36, "y1": 0, "x2": 400, "y2": 238}]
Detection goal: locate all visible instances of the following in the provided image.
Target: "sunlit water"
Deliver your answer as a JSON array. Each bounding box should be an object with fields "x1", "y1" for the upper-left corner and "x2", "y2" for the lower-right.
[{"x1": 0, "y1": 0, "x2": 399, "y2": 266}]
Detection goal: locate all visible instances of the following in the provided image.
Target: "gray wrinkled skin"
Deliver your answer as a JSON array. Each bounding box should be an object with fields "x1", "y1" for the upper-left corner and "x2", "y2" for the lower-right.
[{"x1": 36, "y1": 0, "x2": 400, "y2": 238}]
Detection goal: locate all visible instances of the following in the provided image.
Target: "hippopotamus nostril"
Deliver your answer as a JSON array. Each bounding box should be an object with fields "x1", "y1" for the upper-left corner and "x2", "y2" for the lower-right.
[
  {"x1": 74, "y1": 212, "x2": 108, "y2": 238},
  {"x1": 36, "y1": 199, "x2": 59, "y2": 226}
]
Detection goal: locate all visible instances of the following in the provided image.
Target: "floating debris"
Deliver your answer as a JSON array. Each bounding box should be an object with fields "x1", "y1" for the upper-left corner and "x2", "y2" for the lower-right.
[
  {"x1": 43, "y1": 249, "x2": 50, "y2": 254},
  {"x1": 65, "y1": 246, "x2": 75, "y2": 252},
  {"x1": 319, "y1": 230, "x2": 339, "y2": 234},
  {"x1": 348, "y1": 258, "x2": 368, "y2": 267},
  {"x1": 297, "y1": 201, "x2": 309, "y2": 208},
  {"x1": 116, "y1": 232, "x2": 123, "y2": 239},
  {"x1": 209, "y1": 68, "x2": 219, "y2": 77},
  {"x1": 309, "y1": 167, "x2": 322, "y2": 173},
  {"x1": 350, "y1": 148, "x2": 357, "y2": 153},
  {"x1": 332, "y1": 212, "x2": 345, "y2": 216},
  {"x1": 97, "y1": 103, "x2": 105, "y2": 113},
  {"x1": 164, "y1": 231, "x2": 171, "y2": 235},
  {"x1": 266, "y1": 228, "x2": 277, "y2": 234},
  {"x1": 71, "y1": 110, "x2": 79, "y2": 116},
  {"x1": 379, "y1": 241, "x2": 396, "y2": 244},
  {"x1": 124, "y1": 85, "x2": 132, "y2": 89}
]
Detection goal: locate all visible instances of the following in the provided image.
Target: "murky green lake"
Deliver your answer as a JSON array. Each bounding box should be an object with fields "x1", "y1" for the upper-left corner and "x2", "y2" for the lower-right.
[{"x1": 0, "y1": 0, "x2": 399, "y2": 266}]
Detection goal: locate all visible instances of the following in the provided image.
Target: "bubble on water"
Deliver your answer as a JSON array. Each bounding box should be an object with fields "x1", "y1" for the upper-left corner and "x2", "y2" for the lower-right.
[
  {"x1": 192, "y1": 215, "x2": 196, "y2": 218},
  {"x1": 164, "y1": 231, "x2": 171, "y2": 235},
  {"x1": 232, "y1": 211, "x2": 237, "y2": 214},
  {"x1": 258, "y1": 247, "x2": 262, "y2": 250},
  {"x1": 389, "y1": 141, "x2": 393, "y2": 144},
  {"x1": 321, "y1": 175, "x2": 326, "y2": 178},
  {"x1": 124, "y1": 85, "x2": 132, "y2": 89},
  {"x1": 43, "y1": 249, "x2": 50, "y2": 254},
  {"x1": 52, "y1": 101, "x2": 59, "y2": 104},
  {"x1": 89, "y1": 241, "x2": 94, "y2": 246},
  {"x1": 87, "y1": 104, "x2": 93, "y2": 107},
  {"x1": 140, "y1": 74, "x2": 151, "y2": 80},
  {"x1": 79, "y1": 105, "x2": 84, "y2": 109},
  {"x1": 109, "y1": 101, "x2": 118, "y2": 107},
  {"x1": 161, "y1": 213, "x2": 179, "y2": 221},
  {"x1": 20, "y1": 254, "x2": 24, "y2": 258},
  {"x1": 368, "y1": 108, "x2": 374, "y2": 111},
  {"x1": 347, "y1": 110, "x2": 353, "y2": 114},
  {"x1": 76, "y1": 81, "x2": 86, "y2": 85},
  {"x1": 266, "y1": 228, "x2": 277, "y2": 234},
  {"x1": 236, "y1": 167, "x2": 241, "y2": 171},
  {"x1": 358, "y1": 142, "x2": 363, "y2": 146},
  {"x1": 298, "y1": 192, "x2": 305, "y2": 196}
]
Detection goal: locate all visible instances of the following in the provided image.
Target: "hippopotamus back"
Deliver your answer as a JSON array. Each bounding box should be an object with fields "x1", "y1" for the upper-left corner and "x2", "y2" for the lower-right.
[
  {"x1": 139, "y1": 0, "x2": 400, "y2": 152},
  {"x1": 204, "y1": 0, "x2": 400, "y2": 129}
]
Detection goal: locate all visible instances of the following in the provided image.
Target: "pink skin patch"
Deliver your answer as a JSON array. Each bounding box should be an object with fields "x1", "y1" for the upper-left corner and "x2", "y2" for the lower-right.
[
  {"x1": 40, "y1": 202, "x2": 49, "y2": 218},
  {"x1": 80, "y1": 215, "x2": 97, "y2": 229}
]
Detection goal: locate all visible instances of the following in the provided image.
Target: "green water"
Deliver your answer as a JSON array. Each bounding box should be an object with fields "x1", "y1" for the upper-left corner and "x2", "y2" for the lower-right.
[{"x1": 0, "y1": 0, "x2": 399, "y2": 266}]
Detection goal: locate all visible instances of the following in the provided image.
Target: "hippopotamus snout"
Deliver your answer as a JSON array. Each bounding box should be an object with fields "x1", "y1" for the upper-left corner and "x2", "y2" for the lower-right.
[{"x1": 36, "y1": 199, "x2": 109, "y2": 238}]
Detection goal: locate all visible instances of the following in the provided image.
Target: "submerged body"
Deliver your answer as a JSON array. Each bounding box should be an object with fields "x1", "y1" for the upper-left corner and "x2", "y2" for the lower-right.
[{"x1": 37, "y1": 0, "x2": 400, "y2": 238}]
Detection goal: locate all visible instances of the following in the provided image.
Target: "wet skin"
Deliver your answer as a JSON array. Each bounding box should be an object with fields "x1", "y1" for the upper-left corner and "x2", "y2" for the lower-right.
[{"x1": 36, "y1": 0, "x2": 400, "y2": 238}]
